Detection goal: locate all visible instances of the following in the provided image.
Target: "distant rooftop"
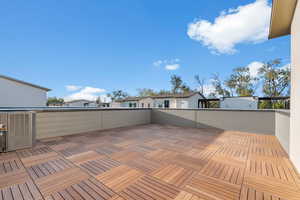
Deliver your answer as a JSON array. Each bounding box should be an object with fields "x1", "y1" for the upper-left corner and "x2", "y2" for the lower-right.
[{"x1": 115, "y1": 92, "x2": 205, "y2": 102}]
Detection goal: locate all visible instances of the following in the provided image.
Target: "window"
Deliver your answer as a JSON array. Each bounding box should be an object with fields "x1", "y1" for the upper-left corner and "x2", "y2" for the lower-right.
[
  {"x1": 164, "y1": 100, "x2": 170, "y2": 108},
  {"x1": 141, "y1": 103, "x2": 144, "y2": 108},
  {"x1": 129, "y1": 103, "x2": 132, "y2": 107},
  {"x1": 148, "y1": 103, "x2": 151, "y2": 108},
  {"x1": 83, "y1": 103, "x2": 89, "y2": 107}
]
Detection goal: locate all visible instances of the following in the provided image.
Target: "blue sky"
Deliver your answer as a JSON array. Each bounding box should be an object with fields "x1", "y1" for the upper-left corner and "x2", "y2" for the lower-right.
[{"x1": 0, "y1": 0, "x2": 290, "y2": 101}]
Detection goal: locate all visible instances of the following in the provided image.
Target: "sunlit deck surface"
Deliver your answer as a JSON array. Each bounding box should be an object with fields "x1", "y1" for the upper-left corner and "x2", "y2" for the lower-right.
[{"x1": 0, "y1": 124, "x2": 300, "y2": 200}]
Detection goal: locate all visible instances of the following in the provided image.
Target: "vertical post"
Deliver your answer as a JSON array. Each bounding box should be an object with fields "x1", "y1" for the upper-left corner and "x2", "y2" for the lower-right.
[{"x1": 290, "y1": 1, "x2": 300, "y2": 171}]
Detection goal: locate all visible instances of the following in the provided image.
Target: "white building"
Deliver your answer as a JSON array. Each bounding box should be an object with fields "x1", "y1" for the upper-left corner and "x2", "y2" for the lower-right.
[
  {"x1": 0, "y1": 74, "x2": 51, "y2": 107},
  {"x1": 64, "y1": 99, "x2": 97, "y2": 107},
  {"x1": 113, "y1": 92, "x2": 205, "y2": 109},
  {"x1": 220, "y1": 96, "x2": 259, "y2": 110}
]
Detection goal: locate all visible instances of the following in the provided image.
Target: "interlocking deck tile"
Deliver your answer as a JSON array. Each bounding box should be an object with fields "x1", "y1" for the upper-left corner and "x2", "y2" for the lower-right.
[
  {"x1": 185, "y1": 174, "x2": 241, "y2": 200},
  {"x1": 67, "y1": 150, "x2": 103, "y2": 164},
  {"x1": 27, "y1": 158, "x2": 73, "y2": 180},
  {"x1": 44, "y1": 178, "x2": 115, "y2": 200},
  {"x1": 17, "y1": 146, "x2": 53, "y2": 158},
  {"x1": 0, "y1": 157, "x2": 23, "y2": 175},
  {"x1": 0, "y1": 124, "x2": 299, "y2": 200},
  {"x1": 110, "y1": 150, "x2": 143, "y2": 163},
  {"x1": 95, "y1": 145, "x2": 123, "y2": 156},
  {"x1": 0, "y1": 169, "x2": 29, "y2": 188},
  {"x1": 173, "y1": 191, "x2": 203, "y2": 200},
  {"x1": 0, "y1": 180, "x2": 43, "y2": 200},
  {"x1": 125, "y1": 156, "x2": 162, "y2": 174},
  {"x1": 50, "y1": 142, "x2": 78, "y2": 151},
  {"x1": 243, "y1": 175, "x2": 300, "y2": 200},
  {"x1": 80, "y1": 156, "x2": 121, "y2": 176},
  {"x1": 169, "y1": 154, "x2": 208, "y2": 171},
  {"x1": 35, "y1": 167, "x2": 89, "y2": 197},
  {"x1": 96, "y1": 165, "x2": 144, "y2": 192},
  {"x1": 151, "y1": 164, "x2": 196, "y2": 188},
  {"x1": 200, "y1": 159, "x2": 245, "y2": 185},
  {"x1": 119, "y1": 176, "x2": 180, "y2": 200},
  {"x1": 145, "y1": 149, "x2": 179, "y2": 163}
]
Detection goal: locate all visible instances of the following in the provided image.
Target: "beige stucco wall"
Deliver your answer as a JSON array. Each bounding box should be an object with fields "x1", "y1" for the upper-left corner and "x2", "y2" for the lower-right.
[
  {"x1": 275, "y1": 111, "x2": 290, "y2": 154},
  {"x1": 36, "y1": 109, "x2": 151, "y2": 139},
  {"x1": 290, "y1": 1, "x2": 300, "y2": 171},
  {"x1": 152, "y1": 109, "x2": 276, "y2": 135}
]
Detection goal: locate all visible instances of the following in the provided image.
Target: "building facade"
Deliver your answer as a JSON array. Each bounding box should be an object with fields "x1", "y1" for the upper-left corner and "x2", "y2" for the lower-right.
[
  {"x1": 220, "y1": 96, "x2": 259, "y2": 110},
  {"x1": 113, "y1": 92, "x2": 205, "y2": 109},
  {"x1": 0, "y1": 75, "x2": 50, "y2": 107}
]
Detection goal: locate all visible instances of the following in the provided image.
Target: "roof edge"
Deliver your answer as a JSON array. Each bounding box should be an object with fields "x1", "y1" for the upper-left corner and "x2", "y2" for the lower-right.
[{"x1": 0, "y1": 75, "x2": 51, "y2": 91}]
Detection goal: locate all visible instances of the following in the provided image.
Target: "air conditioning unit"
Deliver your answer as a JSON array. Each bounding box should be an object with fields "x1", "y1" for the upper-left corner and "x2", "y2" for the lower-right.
[{"x1": 0, "y1": 112, "x2": 35, "y2": 152}]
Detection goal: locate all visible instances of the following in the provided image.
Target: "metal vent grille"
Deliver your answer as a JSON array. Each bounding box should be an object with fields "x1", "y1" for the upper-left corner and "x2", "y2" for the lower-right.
[{"x1": 0, "y1": 112, "x2": 34, "y2": 151}]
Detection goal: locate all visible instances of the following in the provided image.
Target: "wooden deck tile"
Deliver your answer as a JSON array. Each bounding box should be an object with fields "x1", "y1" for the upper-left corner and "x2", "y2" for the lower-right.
[
  {"x1": 185, "y1": 174, "x2": 241, "y2": 200},
  {"x1": 0, "y1": 169, "x2": 29, "y2": 188},
  {"x1": 119, "y1": 176, "x2": 180, "y2": 200},
  {"x1": 44, "y1": 178, "x2": 115, "y2": 200},
  {"x1": 0, "y1": 180, "x2": 43, "y2": 200},
  {"x1": 110, "y1": 150, "x2": 143, "y2": 163},
  {"x1": 125, "y1": 156, "x2": 162, "y2": 173},
  {"x1": 243, "y1": 175, "x2": 300, "y2": 200},
  {"x1": 21, "y1": 152, "x2": 59, "y2": 167},
  {"x1": 169, "y1": 154, "x2": 208, "y2": 171},
  {"x1": 35, "y1": 167, "x2": 89, "y2": 197},
  {"x1": 96, "y1": 165, "x2": 143, "y2": 192},
  {"x1": 80, "y1": 156, "x2": 121, "y2": 176},
  {"x1": 200, "y1": 159, "x2": 245, "y2": 185},
  {"x1": 27, "y1": 158, "x2": 73, "y2": 180},
  {"x1": 151, "y1": 164, "x2": 196, "y2": 188},
  {"x1": 0, "y1": 157, "x2": 23, "y2": 174},
  {"x1": 173, "y1": 191, "x2": 203, "y2": 200},
  {"x1": 0, "y1": 124, "x2": 299, "y2": 200},
  {"x1": 67, "y1": 150, "x2": 103, "y2": 164}
]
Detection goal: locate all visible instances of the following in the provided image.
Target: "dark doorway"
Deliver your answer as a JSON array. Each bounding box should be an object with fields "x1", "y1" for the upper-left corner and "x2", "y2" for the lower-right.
[{"x1": 164, "y1": 100, "x2": 170, "y2": 108}]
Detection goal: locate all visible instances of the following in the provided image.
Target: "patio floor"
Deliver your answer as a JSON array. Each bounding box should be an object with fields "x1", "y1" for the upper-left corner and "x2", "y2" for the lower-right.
[{"x1": 0, "y1": 124, "x2": 300, "y2": 200}]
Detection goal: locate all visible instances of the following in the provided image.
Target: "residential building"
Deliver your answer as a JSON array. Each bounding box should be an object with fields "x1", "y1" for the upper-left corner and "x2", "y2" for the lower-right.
[
  {"x1": 220, "y1": 96, "x2": 259, "y2": 110},
  {"x1": 113, "y1": 92, "x2": 205, "y2": 109},
  {"x1": 64, "y1": 99, "x2": 97, "y2": 107},
  {"x1": 269, "y1": 0, "x2": 300, "y2": 170},
  {"x1": 0, "y1": 74, "x2": 51, "y2": 107}
]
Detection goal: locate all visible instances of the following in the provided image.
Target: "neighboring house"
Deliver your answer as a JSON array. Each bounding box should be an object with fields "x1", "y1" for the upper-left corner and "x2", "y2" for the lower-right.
[
  {"x1": 220, "y1": 96, "x2": 259, "y2": 110},
  {"x1": 0, "y1": 74, "x2": 51, "y2": 107},
  {"x1": 64, "y1": 99, "x2": 97, "y2": 107},
  {"x1": 113, "y1": 92, "x2": 205, "y2": 109}
]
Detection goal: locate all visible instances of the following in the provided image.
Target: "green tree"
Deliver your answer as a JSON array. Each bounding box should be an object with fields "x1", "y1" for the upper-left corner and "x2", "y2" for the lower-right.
[
  {"x1": 211, "y1": 73, "x2": 230, "y2": 97},
  {"x1": 137, "y1": 88, "x2": 157, "y2": 97},
  {"x1": 170, "y1": 75, "x2": 183, "y2": 94},
  {"x1": 195, "y1": 75, "x2": 205, "y2": 95},
  {"x1": 157, "y1": 90, "x2": 172, "y2": 95},
  {"x1": 259, "y1": 59, "x2": 291, "y2": 97},
  {"x1": 47, "y1": 97, "x2": 64, "y2": 106},
  {"x1": 107, "y1": 90, "x2": 129, "y2": 101},
  {"x1": 225, "y1": 67, "x2": 258, "y2": 96}
]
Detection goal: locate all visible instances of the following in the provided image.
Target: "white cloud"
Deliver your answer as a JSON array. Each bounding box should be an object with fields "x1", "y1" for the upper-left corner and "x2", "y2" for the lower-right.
[
  {"x1": 247, "y1": 61, "x2": 264, "y2": 77},
  {"x1": 153, "y1": 58, "x2": 181, "y2": 70},
  {"x1": 64, "y1": 86, "x2": 106, "y2": 101},
  {"x1": 153, "y1": 60, "x2": 163, "y2": 67},
  {"x1": 187, "y1": 0, "x2": 271, "y2": 54},
  {"x1": 65, "y1": 85, "x2": 82, "y2": 91},
  {"x1": 165, "y1": 64, "x2": 180, "y2": 70}
]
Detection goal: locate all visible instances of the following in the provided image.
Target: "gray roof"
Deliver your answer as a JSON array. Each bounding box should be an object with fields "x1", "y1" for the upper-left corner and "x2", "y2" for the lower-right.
[{"x1": 0, "y1": 74, "x2": 51, "y2": 91}]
